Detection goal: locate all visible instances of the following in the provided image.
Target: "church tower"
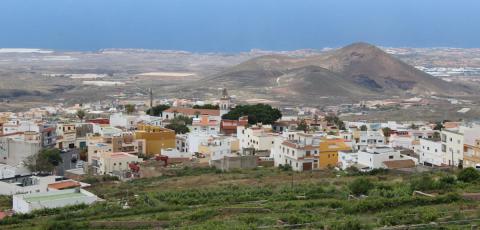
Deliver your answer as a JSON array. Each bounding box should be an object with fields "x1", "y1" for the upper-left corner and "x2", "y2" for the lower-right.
[{"x1": 219, "y1": 88, "x2": 231, "y2": 116}]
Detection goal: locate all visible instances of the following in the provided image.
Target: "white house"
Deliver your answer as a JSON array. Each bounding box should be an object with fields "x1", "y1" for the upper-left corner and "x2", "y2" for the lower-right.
[
  {"x1": 419, "y1": 138, "x2": 444, "y2": 166},
  {"x1": 271, "y1": 132, "x2": 320, "y2": 171},
  {"x1": 0, "y1": 175, "x2": 59, "y2": 195},
  {"x1": 354, "y1": 130, "x2": 386, "y2": 150},
  {"x1": 340, "y1": 147, "x2": 418, "y2": 171},
  {"x1": 188, "y1": 115, "x2": 220, "y2": 135},
  {"x1": 109, "y1": 113, "x2": 137, "y2": 130},
  {"x1": 13, "y1": 188, "x2": 99, "y2": 214},
  {"x1": 237, "y1": 125, "x2": 276, "y2": 152},
  {"x1": 441, "y1": 129, "x2": 465, "y2": 167}
]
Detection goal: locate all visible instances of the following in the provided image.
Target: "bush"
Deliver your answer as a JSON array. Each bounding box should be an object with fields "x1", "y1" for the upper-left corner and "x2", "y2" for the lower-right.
[
  {"x1": 457, "y1": 167, "x2": 480, "y2": 183},
  {"x1": 278, "y1": 164, "x2": 292, "y2": 171},
  {"x1": 330, "y1": 217, "x2": 366, "y2": 230},
  {"x1": 436, "y1": 175, "x2": 457, "y2": 190},
  {"x1": 410, "y1": 174, "x2": 436, "y2": 191},
  {"x1": 348, "y1": 178, "x2": 374, "y2": 196}
]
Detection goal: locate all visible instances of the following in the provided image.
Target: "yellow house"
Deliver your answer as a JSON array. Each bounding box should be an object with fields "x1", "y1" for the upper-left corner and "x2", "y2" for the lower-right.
[
  {"x1": 134, "y1": 125, "x2": 175, "y2": 156},
  {"x1": 318, "y1": 139, "x2": 351, "y2": 169}
]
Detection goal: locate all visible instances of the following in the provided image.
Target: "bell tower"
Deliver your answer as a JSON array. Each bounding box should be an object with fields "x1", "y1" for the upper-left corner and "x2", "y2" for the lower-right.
[{"x1": 219, "y1": 88, "x2": 231, "y2": 116}]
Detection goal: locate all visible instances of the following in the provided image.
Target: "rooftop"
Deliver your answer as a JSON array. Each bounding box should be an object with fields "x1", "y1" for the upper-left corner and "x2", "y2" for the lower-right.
[{"x1": 23, "y1": 189, "x2": 88, "y2": 203}]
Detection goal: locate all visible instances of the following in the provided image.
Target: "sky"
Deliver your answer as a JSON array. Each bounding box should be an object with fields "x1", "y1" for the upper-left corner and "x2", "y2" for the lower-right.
[{"x1": 1, "y1": 0, "x2": 479, "y2": 52}]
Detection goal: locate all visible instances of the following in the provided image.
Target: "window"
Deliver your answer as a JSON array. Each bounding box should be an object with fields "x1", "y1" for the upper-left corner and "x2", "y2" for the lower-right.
[{"x1": 389, "y1": 155, "x2": 394, "y2": 159}]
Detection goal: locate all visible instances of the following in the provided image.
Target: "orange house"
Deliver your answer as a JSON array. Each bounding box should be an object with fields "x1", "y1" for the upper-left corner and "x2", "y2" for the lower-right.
[{"x1": 318, "y1": 139, "x2": 351, "y2": 169}]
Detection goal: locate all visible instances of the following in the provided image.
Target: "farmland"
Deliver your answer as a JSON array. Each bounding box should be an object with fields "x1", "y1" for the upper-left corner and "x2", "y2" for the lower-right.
[{"x1": 1, "y1": 167, "x2": 480, "y2": 229}]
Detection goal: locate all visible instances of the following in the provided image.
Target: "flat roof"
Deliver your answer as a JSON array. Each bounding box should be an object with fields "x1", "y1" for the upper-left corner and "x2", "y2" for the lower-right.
[{"x1": 24, "y1": 190, "x2": 87, "y2": 203}]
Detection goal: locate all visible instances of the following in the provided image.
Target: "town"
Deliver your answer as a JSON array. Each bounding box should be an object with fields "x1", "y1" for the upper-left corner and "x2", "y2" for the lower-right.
[{"x1": 0, "y1": 88, "x2": 480, "y2": 228}]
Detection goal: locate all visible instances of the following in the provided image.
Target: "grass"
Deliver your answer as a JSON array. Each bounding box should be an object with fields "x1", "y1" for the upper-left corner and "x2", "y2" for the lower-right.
[{"x1": 1, "y1": 167, "x2": 480, "y2": 229}]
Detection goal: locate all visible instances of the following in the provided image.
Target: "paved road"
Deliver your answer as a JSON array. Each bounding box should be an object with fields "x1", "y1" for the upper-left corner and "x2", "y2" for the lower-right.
[{"x1": 56, "y1": 149, "x2": 80, "y2": 176}]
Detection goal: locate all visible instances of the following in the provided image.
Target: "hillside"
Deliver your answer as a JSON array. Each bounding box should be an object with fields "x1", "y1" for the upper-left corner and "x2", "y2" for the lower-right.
[
  {"x1": 2, "y1": 167, "x2": 480, "y2": 229},
  {"x1": 206, "y1": 42, "x2": 473, "y2": 99}
]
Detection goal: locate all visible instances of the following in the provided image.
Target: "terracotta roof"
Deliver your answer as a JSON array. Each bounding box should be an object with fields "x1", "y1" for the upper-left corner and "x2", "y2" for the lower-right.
[
  {"x1": 48, "y1": 180, "x2": 81, "y2": 190},
  {"x1": 165, "y1": 107, "x2": 220, "y2": 116},
  {"x1": 382, "y1": 159, "x2": 416, "y2": 169}
]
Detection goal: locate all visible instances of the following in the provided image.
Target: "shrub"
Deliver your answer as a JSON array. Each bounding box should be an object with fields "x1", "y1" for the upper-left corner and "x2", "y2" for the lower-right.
[
  {"x1": 278, "y1": 164, "x2": 292, "y2": 171},
  {"x1": 457, "y1": 167, "x2": 480, "y2": 183},
  {"x1": 348, "y1": 178, "x2": 374, "y2": 196},
  {"x1": 436, "y1": 175, "x2": 457, "y2": 190},
  {"x1": 188, "y1": 209, "x2": 218, "y2": 221},
  {"x1": 330, "y1": 217, "x2": 366, "y2": 230},
  {"x1": 409, "y1": 174, "x2": 436, "y2": 191}
]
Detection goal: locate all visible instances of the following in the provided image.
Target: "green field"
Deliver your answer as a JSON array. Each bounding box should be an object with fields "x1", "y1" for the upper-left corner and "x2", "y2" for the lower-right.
[{"x1": 2, "y1": 167, "x2": 480, "y2": 229}]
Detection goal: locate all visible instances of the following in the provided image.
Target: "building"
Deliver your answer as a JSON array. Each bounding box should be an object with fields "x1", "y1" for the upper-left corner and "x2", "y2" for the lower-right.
[
  {"x1": 219, "y1": 88, "x2": 232, "y2": 117},
  {"x1": 464, "y1": 138, "x2": 480, "y2": 168},
  {"x1": 220, "y1": 116, "x2": 248, "y2": 135},
  {"x1": 353, "y1": 130, "x2": 385, "y2": 151},
  {"x1": 339, "y1": 147, "x2": 418, "y2": 171},
  {"x1": 162, "y1": 107, "x2": 221, "y2": 121},
  {"x1": 211, "y1": 155, "x2": 257, "y2": 172},
  {"x1": 89, "y1": 151, "x2": 141, "y2": 175},
  {"x1": 56, "y1": 123, "x2": 77, "y2": 149},
  {"x1": 0, "y1": 175, "x2": 64, "y2": 195},
  {"x1": 237, "y1": 125, "x2": 276, "y2": 154},
  {"x1": 272, "y1": 132, "x2": 319, "y2": 171},
  {"x1": 189, "y1": 115, "x2": 220, "y2": 135},
  {"x1": 441, "y1": 129, "x2": 465, "y2": 167},
  {"x1": 0, "y1": 132, "x2": 42, "y2": 167},
  {"x1": 419, "y1": 138, "x2": 444, "y2": 166},
  {"x1": 318, "y1": 139, "x2": 351, "y2": 169},
  {"x1": 13, "y1": 188, "x2": 99, "y2": 214},
  {"x1": 134, "y1": 125, "x2": 175, "y2": 156},
  {"x1": 197, "y1": 136, "x2": 239, "y2": 165},
  {"x1": 87, "y1": 132, "x2": 146, "y2": 156},
  {"x1": 109, "y1": 113, "x2": 137, "y2": 130}
]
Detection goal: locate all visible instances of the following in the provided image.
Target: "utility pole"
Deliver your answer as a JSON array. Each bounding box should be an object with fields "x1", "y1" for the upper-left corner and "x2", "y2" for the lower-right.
[{"x1": 149, "y1": 88, "x2": 153, "y2": 116}]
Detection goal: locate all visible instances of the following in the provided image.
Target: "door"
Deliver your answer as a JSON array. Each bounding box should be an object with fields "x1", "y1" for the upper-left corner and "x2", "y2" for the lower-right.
[{"x1": 303, "y1": 162, "x2": 312, "y2": 171}]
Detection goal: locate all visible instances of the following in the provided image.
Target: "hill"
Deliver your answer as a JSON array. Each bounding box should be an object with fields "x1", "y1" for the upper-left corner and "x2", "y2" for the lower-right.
[{"x1": 206, "y1": 42, "x2": 473, "y2": 99}]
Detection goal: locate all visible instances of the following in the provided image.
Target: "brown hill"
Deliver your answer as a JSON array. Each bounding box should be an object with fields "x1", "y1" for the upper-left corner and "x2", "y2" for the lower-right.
[{"x1": 205, "y1": 42, "x2": 473, "y2": 99}]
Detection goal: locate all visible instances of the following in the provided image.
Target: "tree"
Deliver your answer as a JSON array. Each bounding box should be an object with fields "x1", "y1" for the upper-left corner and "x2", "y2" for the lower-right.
[
  {"x1": 222, "y1": 104, "x2": 282, "y2": 125},
  {"x1": 360, "y1": 125, "x2": 368, "y2": 131},
  {"x1": 146, "y1": 104, "x2": 170, "y2": 116},
  {"x1": 432, "y1": 131, "x2": 441, "y2": 140},
  {"x1": 325, "y1": 115, "x2": 346, "y2": 130},
  {"x1": 193, "y1": 104, "x2": 219, "y2": 110},
  {"x1": 165, "y1": 115, "x2": 193, "y2": 134},
  {"x1": 433, "y1": 122, "x2": 444, "y2": 131},
  {"x1": 348, "y1": 178, "x2": 374, "y2": 196},
  {"x1": 382, "y1": 127, "x2": 392, "y2": 137},
  {"x1": 124, "y1": 104, "x2": 136, "y2": 114},
  {"x1": 24, "y1": 148, "x2": 63, "y2": 173},
  {"x1": 171, "y1": 115, "x2": 193, "y2": 125},
  {"x1": 76, "y1": 109, "x2": 86, "y2": 121},
  {"x1": 458, "y1": 167, "x2": 480, "y2": 183},
  {"x1": 410, "y1": 123, "x2": 418, "y2": 129},
  {"x1": 165, "y1": 123, "x2": 190, "y2": 134},
  {"x1": 296, "y1": 119, "x2": 309, "y2": 132}
]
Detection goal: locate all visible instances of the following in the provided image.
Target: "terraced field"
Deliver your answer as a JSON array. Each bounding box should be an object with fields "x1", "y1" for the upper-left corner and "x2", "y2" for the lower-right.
[{"x1": 1, "y1": 167, "x2": 480, "y2": 229}]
